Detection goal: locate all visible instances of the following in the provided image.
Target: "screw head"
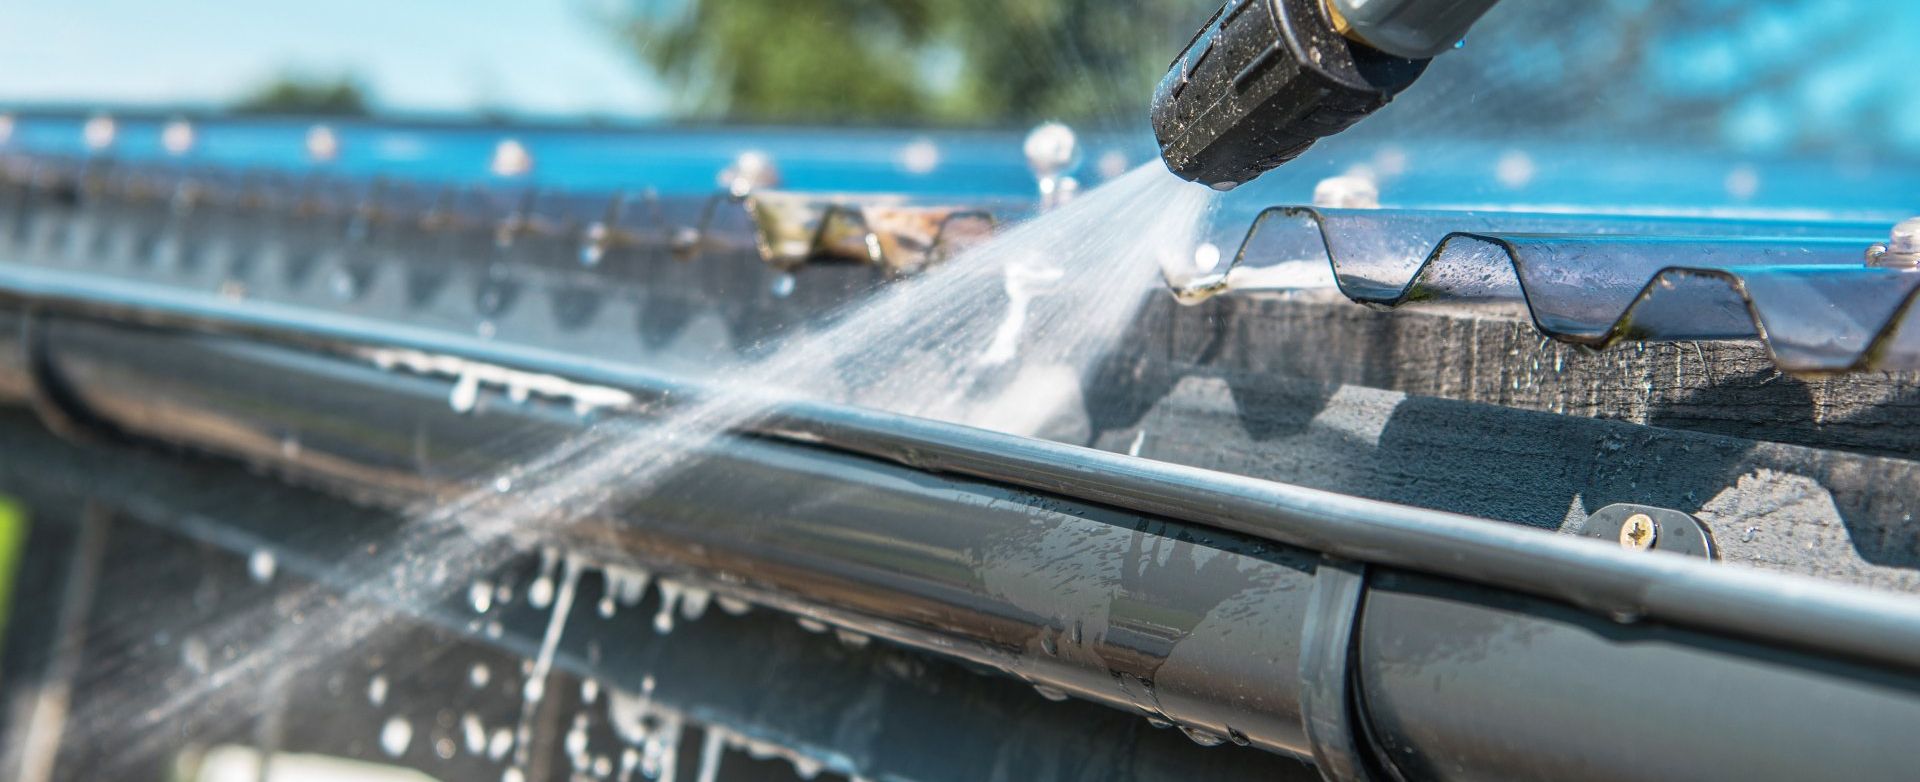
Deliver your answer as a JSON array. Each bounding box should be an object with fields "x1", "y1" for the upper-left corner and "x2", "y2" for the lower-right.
[
  {"x1": 1619, "y1": 513, "x2": 1657, "y2": 551},
  {"x1": 1870, "y1": 217, "x2": 1920, "y2": 268},
  {"x1": 1023, "y1": 122, "x2": 1080, "y2": 180},
  {"x1": 1891, "y1": 217, "x2": 1920, "y2": 255},
  {"x1": 718, "y1": 150, "x2": 780, "y2": 198},
  {"x1": 305, "y1": 124, "x2": 339, "y2": 164}
]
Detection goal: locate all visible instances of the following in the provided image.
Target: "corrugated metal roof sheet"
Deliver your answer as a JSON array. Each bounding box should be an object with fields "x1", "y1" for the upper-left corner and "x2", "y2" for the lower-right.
[
  {"x1": 8, "y1": 152, "x2": 1920, "y2": 374},
  {"x1": 1184, "y1": 207, "x2": 1911, "y2": 373}
]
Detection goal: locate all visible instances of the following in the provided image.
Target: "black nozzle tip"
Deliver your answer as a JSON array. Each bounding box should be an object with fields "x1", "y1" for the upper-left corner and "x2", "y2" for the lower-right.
[{"x1": 1150, "y1": 0, "x2": 1429, "y2": 190}]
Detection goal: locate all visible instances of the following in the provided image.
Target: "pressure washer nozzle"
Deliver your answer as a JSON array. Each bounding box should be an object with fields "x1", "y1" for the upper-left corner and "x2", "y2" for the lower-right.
[{"x1": 1149, "y1": 0, "x2": 1431, "y2": 189}]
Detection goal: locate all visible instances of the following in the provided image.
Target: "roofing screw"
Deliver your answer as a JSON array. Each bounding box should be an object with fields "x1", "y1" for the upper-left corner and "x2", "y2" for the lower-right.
[
  {"x1": 1024, "y1": 122, "x2": 1080, "y2": 180},
  {"x1": 719, "y1": 151, "x2": 780, "y2": 199},
  {"x1": 490, "y1": 138, "x2": 533, "y2": 178},
  {"x1": 161, "y1": 118, "x2": 195, "y2": 157},
  {"x1": 1025, "y1": 122, "x2": 1081, "y2": 211},
  {"x1": 306, "y1": 124, "x2": 340, "y2": 164},
  {"x1": 1312, "y1": 173, "x2": 1379, "y2": 208},
  {"x1": 1866, "y1": 217, "x2": 1920, "y2": 269},
  {"x1": 1619, "y1": 513, "x2": 1656, "y2": 552},
  {"x1": 83, "y1": 113, "x2": 117, "y2": 153}
]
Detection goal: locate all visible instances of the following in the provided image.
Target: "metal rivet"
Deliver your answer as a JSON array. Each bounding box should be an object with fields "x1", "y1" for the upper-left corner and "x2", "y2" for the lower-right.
[{"x1": 1619, "y1": 513, "x2": 1656, "y2": 551}]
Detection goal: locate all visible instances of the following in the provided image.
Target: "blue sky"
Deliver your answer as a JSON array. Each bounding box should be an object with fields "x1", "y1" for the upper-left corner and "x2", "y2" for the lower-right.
[{"x1": 0, "y1": 0, "x2": 667, "y2": 117}]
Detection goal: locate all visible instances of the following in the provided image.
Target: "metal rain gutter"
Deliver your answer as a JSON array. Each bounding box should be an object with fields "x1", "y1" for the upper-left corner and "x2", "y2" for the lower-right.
[{"x1": 1, "y1": 265, "x2": 1919, "y2": 780}]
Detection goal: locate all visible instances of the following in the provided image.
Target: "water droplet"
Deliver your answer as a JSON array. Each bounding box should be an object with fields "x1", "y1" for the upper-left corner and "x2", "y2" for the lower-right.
[
  {"x1": 181, "y1": 636, "x2": 210, "y2": 675},
  {"x1": 770, "y1": 273, "x2": 796, "y2": 298},
  {"x1": 493, "y1": 476, "x2": 513, "y2": 493},
  {"x1": 501, "y1": 768, "x2": 525, "y2": 782},
  {"x1": 1146, "y1": 717, "x2": 1171, "y2": 729},
  {"x1": 615, "y1": 568, "x2": 650, "y2": 605},
  {"x1": 1180, "y1": 726, "x2": 1225, "y2": 747},
  {"x1": 796, "y1": 617, "x2": 828, "y2": 634},
  {"x1": 716, "y1": 595, "x2": 751, "y2": 615},
  {"x1": 654, "y1": 580, "x2": 682, "y2": 634},
  {"x1": 380, "y1": 715, "x2": 414, "y2": 757},
  {"x1": 368, "y1": 674, "x2": 389, "y2": 706},
  {"x1": 671, "y1": 226, "x2": 701, "y2": 253},
  {"x1": 1033, "y1": 684, "x2": 1069, "y2": 702},
  {"x1": 449, "y1": 372, "x2": 480, "y2": 413},
  {"x1": 470, "y1": 581, "x2": 494, "y2": 613},
  {"x1": 834, "y1": 629, "x2": 871, "y2": 649},
  {"x1": 489, "y1": 727, "x2": 515, "y2": 760},
  {"x1": 470, "y1": 663, "x2": 491, "y2": 689},
  {"x1": 1192, "y1": 242, "x2": 1220, "y2": 273},
  {"x1": 247, "y1": 549, "x2": 277, "y2": 583},
  {"x1": 565, "y1": 713, "x2": 590, "y2": 759},
  {"x1": 579, "y1": 222, "x2": 608, "y2": 267},
  {"x1": 581, "y1": 678, "x2": 600, "y2": 704},
  {"x1": 329, "y1": 269, "x2": 357, "y2": 299},
  {"x1": 529, "y1": 576, "x2": 555, "y2": 609},
  {"x1": 679, "y1": 587, "x2": 711, "y2": 620},
  {"x1": 463, "y1": 713, "x2": 488, "y2": 754}
]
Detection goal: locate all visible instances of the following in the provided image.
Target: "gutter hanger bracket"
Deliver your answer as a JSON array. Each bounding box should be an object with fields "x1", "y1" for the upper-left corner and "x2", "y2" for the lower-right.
[
  {"x1": 1580, "y1": 503, "x2": 1717, "y2": 560},
  {"x1": 1299, "y1": 556, "x2": 1394, "y2": 782}
]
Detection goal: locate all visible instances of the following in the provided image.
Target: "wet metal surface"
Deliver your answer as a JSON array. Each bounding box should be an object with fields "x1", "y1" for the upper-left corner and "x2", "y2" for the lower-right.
[
  {"x1": 9, "y1": 151, "x2": 1920, "y2": 377},
  {"x1": 0, "y1": 434, "x2": 1320, "y2": 781},
  {"x1": 2, "y1": 271, "x2": 1920, "y2": 677},
  {"x1": 1358, "y1": 571, "x2": 1920, "y2": 781},
  {"x1": 1185, "y1": 206, "x2": 1920, "y2": 373},
  {"x1": 6, "y1": 293, "x2": 1920, "y2": 779},
  {"x1": 5, "y1": 116, "x2": 1920, "y2": 779}
]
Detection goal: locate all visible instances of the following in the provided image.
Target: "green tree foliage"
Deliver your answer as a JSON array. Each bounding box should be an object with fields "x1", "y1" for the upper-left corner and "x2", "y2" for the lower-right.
[
  {"x1": 611, "y1": 0, "x2": 1213, "y2": 126},
  {"x1": 232, "y1": 75, "x2": 372, "y2": 117}
]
